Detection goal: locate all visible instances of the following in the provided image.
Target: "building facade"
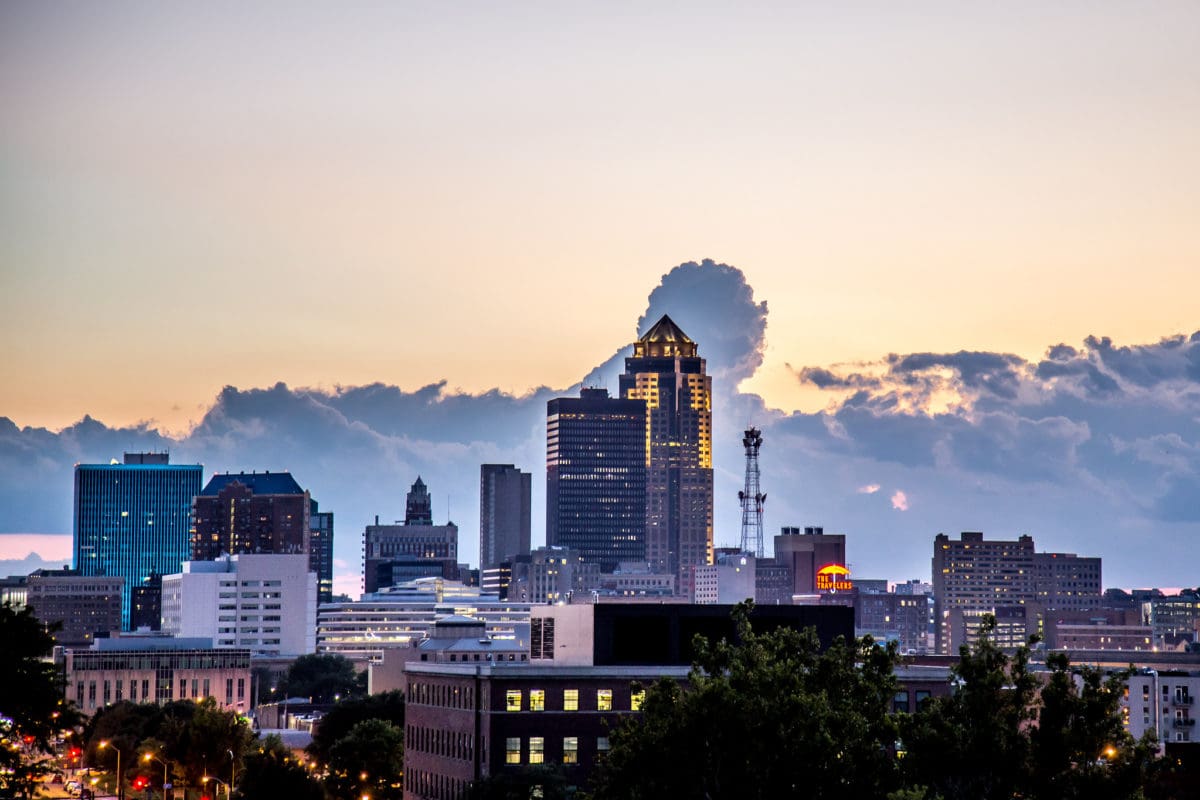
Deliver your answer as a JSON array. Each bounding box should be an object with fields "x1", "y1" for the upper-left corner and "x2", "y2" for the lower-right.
[
  {"x1": 618, "y1": 315, "x2": 713, "y2": 580},
  {"x1": 161, "y1": 554, "x2": 317, "y2": 657},
  {"x1": 66, "y1": 637, "x2": 251, "y2": 715},
  {"x1": 309, "y1": 499, "x2": 335, "y2": 605},
  {"x1": 74, "y1": 453, "x2": 202, "y2": 628},
  {"x1": 191, "y1": 472, "x2": 311, "y2": 561},
  {"x1": 507, "y1": 546, "x2": 600, "y2": 605},
  {"x1": 774, "y1": 526, "x2": 848, "y2": 598},
  {"x1": 479, "y1": 465, "x2": 532, "y2": 570},
  {"x1": 546, "y1": 388, "x2": 647, "y2": 573},
  {"x1": 24, "y1": 569, "x2": 123, "y2": 647},
  {"x1": 363, "y1": 519, "x2": 459, "y2": 594}
]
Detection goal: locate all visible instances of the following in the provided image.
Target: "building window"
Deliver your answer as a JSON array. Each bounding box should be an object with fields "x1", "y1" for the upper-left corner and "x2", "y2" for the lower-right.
[
  {"x1": 562, "y1": 737, "x2": 578, "y2": 764},
  {"x1": 597, "y1": 689, "x2": 613, "y2": 711},
  {"x1": 563, "y1": 689, "x2": 579, "y2": 711},
  {"x1": 597, "y1": 736, "x2": 610, "y2": 754},
  {"x1": 530, "y1": 690, "x2": 545, "y2": 711},
  {"x1": 506, "y1": 690, "x2": 522, "y2": 712},
  {"x1": 893, "y1": 690, "x2": 910, "y2": 713},
  {"x1": 631, "y1": 689, "x2": 646, "y2": 711},
  {"x1": 506, "y1": 737, "x2": 521, "y2": 764},
  {"x1": 529, "y1": 737, "x2": 544, "y2": 765}
]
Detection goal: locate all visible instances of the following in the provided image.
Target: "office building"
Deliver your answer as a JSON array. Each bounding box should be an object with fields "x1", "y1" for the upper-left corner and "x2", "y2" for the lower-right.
[
  {"x1": 693, "y1": 552, "x2": 757, "y2": 605},
  {"x1": 508, "y1": 546, "x2": 601, "y2": 605},
  {"x1": 932, "y1": 531, "x2": 1038, "y2": 654},
  {"x1": 619, "y1": 315, "x2": 714, "y2": 579},
  {"x1": 129, "y1": 573, "x2": 162, "y2": 631},
  {"x1": 66, "y1": 636, "x2": 251, "y2": 715},
  {"x1": 774, "y1": 526, "x2": 849, "y2": 598},
  {"x1": 1032, "y1": 551, "x2": 1103, "y2": 611},
  {"x1": 24, "y1": 568, "x2": 123, "y2": 647},
  {"x1": 479, "y1": 465, "x2": 532, "y2": 569},
  {"x1": 161, "y1": 554, "x2": 317, "y2": 657},
  {"x1": 74, "y1": 453, "x2": 202, "y2": 628},
  {"x1": 310, "y1": 499, "x2": 335, "y2": 605},
  {"x1": 546, "y1": 388, "x2": 647, "y2": 573},
  {"x1": 855, "y1": 591, "x2": 931, "y2": 655},
  {"x1": 191, "y1": 471, "x2": 311, "y2": 561},
  {"x1": 363, "y1": 480, "x2": 460, "y2": 594}
]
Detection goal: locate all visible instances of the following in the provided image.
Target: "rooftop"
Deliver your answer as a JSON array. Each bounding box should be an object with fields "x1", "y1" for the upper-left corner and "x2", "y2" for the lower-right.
[{"x1": 200, "y1": 471, "x2": 305, "y2": 496}]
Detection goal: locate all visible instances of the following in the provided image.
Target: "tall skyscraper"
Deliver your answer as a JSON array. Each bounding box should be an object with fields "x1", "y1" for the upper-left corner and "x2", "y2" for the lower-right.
[
  {"x1": 74, "y1": 453, "x2": 202, "y2": 629},
  {"x1": 479, "y1": 464, "x2": 532, "y2": 570},
  {"x1": 191, "y1": 471, "x2": 311, "y2": 561},
  {"x1": 619, "y1": 315, "x2": 714, "y2": 578},
  {"x1": 546, "y1": 388, "x2": 647, "y2": 573}
]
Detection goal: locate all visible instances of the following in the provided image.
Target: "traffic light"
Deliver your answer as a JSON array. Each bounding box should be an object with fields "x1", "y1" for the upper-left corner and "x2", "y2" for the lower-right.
[
  {"x1": 132, "y1": 775, "x2": 150, "y2": 791},
  {"x1": 68, "y1": 747, "x2": 82, "y2": 761}
]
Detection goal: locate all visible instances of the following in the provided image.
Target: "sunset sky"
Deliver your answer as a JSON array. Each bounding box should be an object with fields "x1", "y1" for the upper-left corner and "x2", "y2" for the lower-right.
[{"x1": 2, "y1": 3, "x2": 1198, "y2": 591}]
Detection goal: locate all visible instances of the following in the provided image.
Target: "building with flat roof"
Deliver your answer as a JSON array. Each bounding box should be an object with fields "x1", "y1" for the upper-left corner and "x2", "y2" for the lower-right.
[
  {"x1": 309, "y1": 499, "x2": 335, "y2": 605},
  {"x1": 479, "y1": 465, "x2": 531, "y2": 570},
  {"x1": 546, "y1": 388, "x2": 647, "y2": 573},
  {"x1": 619, "y1": 315, "x2": 713, "y2": 580},
  {"x1": 363, "y1": 519, "x2": 459, "y2": 594},
  {"x1": 65, "y1": 636, "x2": 252, "y2": 715},
  {"x1": 74, "y1": 453, "x2": 202, "y2": 629},
  {"x1": 774, "y1": 526, "x2": 848, "y2": 597},
  {"x1": 24, "y1": 568, "x2": 123, "y2": 647},
  {"x1": 161, "y1": 554, "x2": 316, "y2": 657}
]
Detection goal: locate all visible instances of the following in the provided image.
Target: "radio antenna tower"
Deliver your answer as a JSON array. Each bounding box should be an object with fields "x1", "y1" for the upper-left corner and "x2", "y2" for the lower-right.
[{"x1": 738, "y1": 427, "x2": 766, "y2": 556}]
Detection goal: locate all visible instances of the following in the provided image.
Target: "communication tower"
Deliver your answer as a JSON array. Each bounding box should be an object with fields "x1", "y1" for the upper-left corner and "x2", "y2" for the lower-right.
[{"x1": 738, "y1": 427, "x2": 766, "y2": 556}]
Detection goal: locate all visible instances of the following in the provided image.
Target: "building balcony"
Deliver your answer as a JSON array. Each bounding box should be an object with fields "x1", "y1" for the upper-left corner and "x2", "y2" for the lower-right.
[
  {"x1": 1172, "y1": 718, "x2": 1196, "y2": 728},
  {"x1": 1172, "y1": 695, "x2": 1195, "y2": 706}
]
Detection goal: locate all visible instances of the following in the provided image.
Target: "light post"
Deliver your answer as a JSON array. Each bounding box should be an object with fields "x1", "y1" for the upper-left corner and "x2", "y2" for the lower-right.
[
  {"x1": 99, "y1": 740, "x2": 123, "y2": 800},
  {"x1": 202, "y1": 774, "x2": 230, "y2": 800},
  {"x1": 227, "y1": 748, "x2": 236, "y2": 794},
  {"x1": 142, "y1": 752, "x2": 170, "y2": 799}
]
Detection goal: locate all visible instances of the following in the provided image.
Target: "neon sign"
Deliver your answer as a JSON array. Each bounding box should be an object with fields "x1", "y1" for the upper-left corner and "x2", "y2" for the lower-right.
[{"x1": 815, "y1": 563, "x2": 852, "y2": 593}]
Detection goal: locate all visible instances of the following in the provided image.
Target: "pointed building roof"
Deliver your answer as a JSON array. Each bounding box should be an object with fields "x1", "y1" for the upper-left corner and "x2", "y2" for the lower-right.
[
  {"x1": 634, "y1": 314, "x2": 698, "y2": 358},
  {"x1": 638, "y1": 314, "x2": 693, "y2": 344}
]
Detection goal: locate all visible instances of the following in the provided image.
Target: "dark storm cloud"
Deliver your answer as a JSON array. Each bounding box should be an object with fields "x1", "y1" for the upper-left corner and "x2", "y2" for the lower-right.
[{"x1": 890, "y1": 351, "x2": 1025, "y2": 400}]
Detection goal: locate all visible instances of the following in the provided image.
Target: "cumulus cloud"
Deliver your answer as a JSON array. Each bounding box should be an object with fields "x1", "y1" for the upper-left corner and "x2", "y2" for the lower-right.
[{"x1": 1, "y1": 261, "x2": 1198, "y2": 589}]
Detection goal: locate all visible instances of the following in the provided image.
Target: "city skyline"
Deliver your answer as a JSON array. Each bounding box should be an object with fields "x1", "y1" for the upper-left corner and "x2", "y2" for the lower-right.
[{"x1": 2, "y1": 4, "x2": 1198, "y2": 596}]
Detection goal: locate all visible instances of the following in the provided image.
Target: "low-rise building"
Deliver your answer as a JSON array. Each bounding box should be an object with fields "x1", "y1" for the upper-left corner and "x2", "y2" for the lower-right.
[
  {"x1": 25, "y1": 568, "x2": 123, "y2": 647},
  {"x1": 66, "y1": 636, "x2": 251, "y2": 715}
]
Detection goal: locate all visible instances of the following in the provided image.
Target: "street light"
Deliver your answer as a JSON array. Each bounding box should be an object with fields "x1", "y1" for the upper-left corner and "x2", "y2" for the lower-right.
[
  {"x1": 99, "y1": 740, "x2": 123, "y2": 800},
  {"x1": 201, "y1": 774, "x2": 230, "y2": 800},
  {"x1": 227, "y1": 748, "x2": 237, "y2": 793},
  {"x1": 142, "y1": 752, "x2": 170, "y2": 799}
]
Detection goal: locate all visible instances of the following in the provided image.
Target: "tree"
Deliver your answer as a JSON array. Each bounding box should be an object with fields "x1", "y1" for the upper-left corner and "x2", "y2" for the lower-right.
[
  {"x1": 307, "y1": 690, "x2": 405, "y2": 766},
  {"x1": 467, "y1": 765, "x2": 575, "y2": 800},
  {"x1": 589, "y1": 601, "x2": 901, "y2": 800},
  {"x1": 0, "y1": 602, "x2": 82, "y2": 799},
  {"x1": 900, "y1": 616, "x2": 1039, "y2": 800},
  {"x1": 325, "y1": 719, "x2": 405, "y2": 800},
  {"x1": 234, "y1": 734, "x2": 324, "y2": 800},
  {"x1": 281, "y1": 653, "x2": 363, "y2": 703}
]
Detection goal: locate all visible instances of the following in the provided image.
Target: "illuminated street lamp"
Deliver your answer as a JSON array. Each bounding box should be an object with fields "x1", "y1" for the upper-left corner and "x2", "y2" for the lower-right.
[
  {"x1": 99, "y1": 740, "x2": 123, "y2": 800},
  {"x1": 142, "y1": 751, "x2": 171, "y2": 799},
  {"x1": 201, "y1": 774, "x2": 230, "y2": 800}
]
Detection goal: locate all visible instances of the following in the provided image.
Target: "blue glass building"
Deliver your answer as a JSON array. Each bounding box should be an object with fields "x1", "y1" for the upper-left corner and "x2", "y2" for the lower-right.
[{"x1": 73, "y1": 453, "x2": 203, "y2": 629}]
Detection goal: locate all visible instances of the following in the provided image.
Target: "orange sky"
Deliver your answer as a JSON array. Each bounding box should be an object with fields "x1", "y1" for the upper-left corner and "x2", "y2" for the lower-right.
[{"x1": 2, "y1": 2, "x2": 1197, "y2": 433}]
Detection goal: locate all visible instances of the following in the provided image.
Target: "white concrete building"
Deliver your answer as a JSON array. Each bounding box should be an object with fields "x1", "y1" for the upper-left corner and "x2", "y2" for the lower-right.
[
  {"x1": 161, "y1": 554, "x2": 316, "y2": 657},
  {"x1": 693, "y1": 553, "x2": 757, "y2": 604},
  {"x1": 1121, "y1": 670, "x2": 1199, "y2": 746}
]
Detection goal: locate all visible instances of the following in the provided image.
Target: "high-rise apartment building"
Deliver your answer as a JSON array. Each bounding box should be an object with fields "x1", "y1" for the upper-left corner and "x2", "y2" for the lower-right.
[
  {"x1": 546, "y1": 388, "x2": 647, "y2": 573},
  {"x1": 619, "y1": 315, "x2": 713, "y2": 578},
  {"x1": 310, "y1": 499, "x2": 335, "y2": 605},
  {"x1": 74, "y1": 453, "x2": 202, "y2": 629},
  {"x1": 479, "y1": 465, "x2": 532, "y2": 570},
  {"x1": 932, "y1": 531, "x2": 1037, "y2": 654},
  {"x1": 191, "y1": 471, "x2": 311, "y2": 561}
]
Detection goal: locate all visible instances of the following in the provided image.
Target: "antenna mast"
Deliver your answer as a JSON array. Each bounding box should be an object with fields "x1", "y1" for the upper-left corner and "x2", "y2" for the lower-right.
[{"x1": 738, "y1": 427, "x2": 766, "y2": 557}]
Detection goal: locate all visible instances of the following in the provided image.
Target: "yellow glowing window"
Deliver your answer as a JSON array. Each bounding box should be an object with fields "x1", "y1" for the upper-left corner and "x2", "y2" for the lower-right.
[
  {"x1": 529, "y1": 737, "x2": 544, "y2": 764},
  {"x1": 563, "y1": 689, "x2": 579, "y2": 711},
  {"x1": 506, "y1": 690, "x2": 522, "y2": 711},
  {"x1": 631, "y1": 689, "x2": 646, "y2": 711},
  {"x1": 530, "y1": 689, "x2": 545, "y2": 711},
  {"x1": 505, "y1": 737, "x2": 521, "y2": 764},
  {"x1": 597, "y1": 689, "x2": 613, "y2": 711}
]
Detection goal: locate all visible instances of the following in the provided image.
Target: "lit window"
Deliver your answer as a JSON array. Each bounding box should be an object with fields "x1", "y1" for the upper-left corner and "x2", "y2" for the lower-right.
[
  {"x1": 597, "y1": 736, "x2": 610, "y2": 753},
  {"x1": 530, "y1": 690, "x2": 545, "y2": 711},
  {"x1": 597, "y1": 689, "x2": 613, "y2": 711},
  {"x1": 506, "y1": 690, "x2": 522, "y2": 712},
  {"x1": 631, "y1": 689, "x2": 646, "y2": 711},
  {"x1": 563, "y1": 737, "x2": 578, "y2": 764},
  {"x1": 563, "y1": 689, "x2": 579, "y2": 711},
  {"x1": 505, "y1": 737, "x2": 521, "y2": 764},
  {"x1": 529, "y1": 737, "x2": 544, "y2": 764}
]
